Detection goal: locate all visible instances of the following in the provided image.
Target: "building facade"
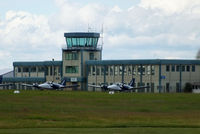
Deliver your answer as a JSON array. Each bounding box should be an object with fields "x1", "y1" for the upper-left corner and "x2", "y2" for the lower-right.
[
  {"x1": 0, "y1": 32, "x2": 200, "y2": 92},
  {"x1": 86, "y1": 60, "x2": 200, "y2": 93}
]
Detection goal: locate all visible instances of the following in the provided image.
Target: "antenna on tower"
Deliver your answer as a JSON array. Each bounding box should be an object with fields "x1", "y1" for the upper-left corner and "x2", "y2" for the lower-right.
[{"x1": 101, "y1": 23, "x2": 104, "y2": 49}]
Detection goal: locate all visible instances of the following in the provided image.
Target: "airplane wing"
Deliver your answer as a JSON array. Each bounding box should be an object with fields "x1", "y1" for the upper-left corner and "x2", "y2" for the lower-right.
[
  {"x1": 21, "y1": 83, "x2": 34, "y2": 87},
  {"x1": 88, "y1": 84, "x2": 102, "y2": 88},
  {"x1": 131, "y1": 86, "x2": 150, "y2": 89},
  {"x1": 0, "y1": 83, "x2": 12, "y2": 86}
]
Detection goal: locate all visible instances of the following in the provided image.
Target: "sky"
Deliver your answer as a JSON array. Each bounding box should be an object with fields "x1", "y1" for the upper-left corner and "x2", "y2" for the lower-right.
[{"x1": 0, "y1": 0, "x2": 200, "y2": 74}]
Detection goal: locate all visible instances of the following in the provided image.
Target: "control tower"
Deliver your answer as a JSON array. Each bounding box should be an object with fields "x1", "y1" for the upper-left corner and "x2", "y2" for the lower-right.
[{"x1": 62, "y1": 32, "x2": 102, "y2": 90}]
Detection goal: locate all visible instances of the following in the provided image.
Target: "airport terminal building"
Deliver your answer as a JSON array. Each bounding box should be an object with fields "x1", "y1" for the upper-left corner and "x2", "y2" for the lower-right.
[{"x1": 0, "y1": 32, "x2": 200, "y2": 92}]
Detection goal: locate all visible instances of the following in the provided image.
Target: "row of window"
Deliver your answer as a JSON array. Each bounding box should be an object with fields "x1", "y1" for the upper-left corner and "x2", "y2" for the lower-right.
[
  {"x1": 88, "y1": 65, "x2": 155, "y2": 76},
  {"x1": 65, "y1": 52, "x2": 95, "y2": 60},
  {"x1": 65, "y1": 66, "x2": 79, "y2": 74},
  {"x1": 166, "y1": 65, "x2": 195, "y2": 72},
  {"x1": 65, "y1": 53, "x2": 79, "y2": 60},
  {"x1": 17, "y1": 67, "x2": 61, "y2": 76},
  {"x1": 17, "y1": 67, "x2": 45, "y2": 73},
  {"x1": 66, "y1": 37, "x2": 98, "y2": 47}
]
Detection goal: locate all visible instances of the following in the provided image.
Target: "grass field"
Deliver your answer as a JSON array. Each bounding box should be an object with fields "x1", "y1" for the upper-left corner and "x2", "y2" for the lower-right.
[{"x1": 0, "y1": 90, "x2": 200, "y2": 133}]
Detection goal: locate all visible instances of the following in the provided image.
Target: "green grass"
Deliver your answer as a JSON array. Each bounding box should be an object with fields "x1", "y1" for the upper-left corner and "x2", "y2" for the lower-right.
[
  {"x1": 0, "y1": 90, "x2": 200, "y2": 133},
  {"x1": 0, "y1": 127, "x2": 200, "y2": 134}
]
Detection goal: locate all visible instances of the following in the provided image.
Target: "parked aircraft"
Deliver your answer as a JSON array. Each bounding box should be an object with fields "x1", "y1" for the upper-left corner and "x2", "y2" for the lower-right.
[
  {"x1": 88, "y1": 78, "x2": 149, "y2": 92},
  {"x1": 22, "y1": 80, "x2": 79, "y2": 90}
]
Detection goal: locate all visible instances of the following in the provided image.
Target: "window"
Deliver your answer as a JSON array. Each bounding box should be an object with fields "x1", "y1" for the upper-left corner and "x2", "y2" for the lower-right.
[
  {"x1": 124, "y1": 66, "x2": 127, "y2": 75},
  {"x1": 18, "y1": 68, "x2": 21, "y2": 73},
  {"x1": 176, "y1": 65, "x2": 180, "y2": 72},
  {"x1": 89, "y1": 53, "x2": 94, "y2": 60},
  {"x1": 88, "y1": 66, "x2": 91, "y2": 76},
  {"x1": 171, "y1": 65, "x2": 175, "y2": 72},
  {"x1": 119, "y1": 66, "x2": 122, "y2": 75},
  {"x1": 23, "y1": 67, "x2": 29, "y2": 72},
  {"x1": 30, "y1": 67, "x2": 36, "y2": 72},
  {"x1": 50, "y1": 66, "x2": 53, "y2": 75},
  {"x1": 182, "y1": 65, "x2": 185, "y2": 72},
  {"x1": 38, "y1": 67, "x2": 44, "y2": 72},
  {"x1": 151, "y1": 66, "x2": 155, "y2": 75},
  {"x1": 66, "y1": 66, "x2": 79, "y2": 73},
  {"x1": 138, "y1": 66, "x2": 145, "y2": 75},
  {"x1": 105, "y1": 66, "x2": 108, "y2": 75},
  {"x1": 96, "y1": 66, "x2": 100, "y2": 75},
  {"x1": 147, "y1": 65, "x2": 151, "y2": 75},
  {"x1": 65, "y1": 53, "x2": 78, "y2": 60},
  {"x1": 166, "y1": 83, "x2": 170, "y2": 93},
  {"x1": 186, "y1": 65, "x2": 190, "y2": 72},
  {"x1": 166, "y1": 65, "x2": 170, "y2": 72},
  {"x1": 110, "y1": 66, "x2": 114, "y2": 76},
  {"x1": 101, "y1": 66, "x2": 104, "y2": 76},
  {"x1": 192, "y1": 65, "x2": 195, "y2": 72},
  {"x1": 132, "y1": 66, "x2": 136, "y2": 75},
  {"x1": 114, "y1": 66, "x2": 118, "y2": 75},
  {"x1": 128, "y1": 66, "x2": 132, "y2": 75},
  {"x1": 92, "y1": 66, "x2": 96, "y2": 75}
]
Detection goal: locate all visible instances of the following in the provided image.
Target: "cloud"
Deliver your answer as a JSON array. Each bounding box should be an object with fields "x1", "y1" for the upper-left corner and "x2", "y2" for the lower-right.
[
  {"x1": 139, "y1": 0, "x2": 200, "y2": 15},
  {"x1": 0, "y1": 0, "x2": 200, "y2": 71},
  {"x1": 0, "y1": 10, "x2": 64, "y2": 69}
]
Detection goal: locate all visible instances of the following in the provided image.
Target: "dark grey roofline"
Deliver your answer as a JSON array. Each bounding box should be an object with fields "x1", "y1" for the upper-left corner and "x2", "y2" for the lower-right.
[
  {"x1": 64, "y1": 32, "x2": 100, "y2": 38},
  {"x1": 13, "y1": 61, "x2": 62, "y2": 66},
  {"x1": 86, "y1": 59, "x2": 200, "y2": 65}
]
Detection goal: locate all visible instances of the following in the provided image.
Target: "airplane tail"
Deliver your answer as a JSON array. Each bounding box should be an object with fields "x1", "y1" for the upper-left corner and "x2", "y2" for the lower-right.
[
  {"x1": 129, "y1": 78, "x2": 135, "y2": 87},
  {"x1": 61, "y1": 79, "x2": 66, "y2": 85}
]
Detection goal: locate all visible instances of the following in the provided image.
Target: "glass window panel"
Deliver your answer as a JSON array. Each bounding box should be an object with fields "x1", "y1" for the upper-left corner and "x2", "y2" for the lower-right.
[
  {"x1": 151, "y1": 65, "x2": 155, "y2": 75},
  {"x1": 132, "y1": 66, "x2": 136, "y2": 75},
  {"x1": 128, "y1": 66, "x2": 132, "y2": 75},
  {"x1": 96, "y1": 66, "x2": 100, "y2": 75},
  {"x1": 114, "y1": 66, "x2": 118, "y2": 75},
  {"x1": 147, "y1": 65, "x2": 151, "y2": 75},
  {"x1": 192, "y1": 65, "x2": 195, "y2": 72},
  {"x1": 101, "y1": 66, "x2": 104, "y2": 76},
  {"x1": 176, "y1": 65, "x2": 180, "y2": 72},
  {"x1": 105, "y1": 66, "x2": 108, "y2": 75},
  {"x1": 110, "y1": 66, "x2": 114, "y2": 76},
  {"x1": 124, "y1": 66, "x2": 127, "y2": 75},
  {"x1": 119, "y1": 66, "x2": 122, "y2": 75},
  {"x1": 72, "y1": 38, "x2": 77, "y2": 46}
]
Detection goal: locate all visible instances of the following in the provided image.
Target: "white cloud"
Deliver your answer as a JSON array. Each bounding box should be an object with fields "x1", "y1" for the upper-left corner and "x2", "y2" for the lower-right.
[
  {"x1": 139, "y1": 0, "x2": 200, "y2": 15},
  {"x1": 0, "y1": 0, "x2": 200, "y2": 71}
]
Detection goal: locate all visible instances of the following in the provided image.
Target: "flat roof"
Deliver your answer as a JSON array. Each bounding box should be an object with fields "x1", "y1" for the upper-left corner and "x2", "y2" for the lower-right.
[
  {"x1": 86, "y1": 59, "x2": 200, "y2": 65},
  {"x1": 13, "y1": 61, "x2": 62, "y2": 66},
  {"x1": 64, "y1": 32, "x2": 100, "y2": 38}
]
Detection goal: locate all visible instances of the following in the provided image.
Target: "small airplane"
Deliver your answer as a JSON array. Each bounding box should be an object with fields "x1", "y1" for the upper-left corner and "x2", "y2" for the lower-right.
[
  {"x1": 22, "y1": 80, "x2": 79, "y2": 90},
  {"x1": 88, "y1": 78, "x2": 149, "y2": 93}
]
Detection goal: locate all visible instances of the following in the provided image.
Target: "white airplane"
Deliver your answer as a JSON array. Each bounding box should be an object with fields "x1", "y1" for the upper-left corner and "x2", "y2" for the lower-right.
[
  {"x1": 88, "y1": 78, "x2": 149, "y2": 92},
  {"x1": 22, "y1": 80, "x2": 79, "y2": 90}
]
